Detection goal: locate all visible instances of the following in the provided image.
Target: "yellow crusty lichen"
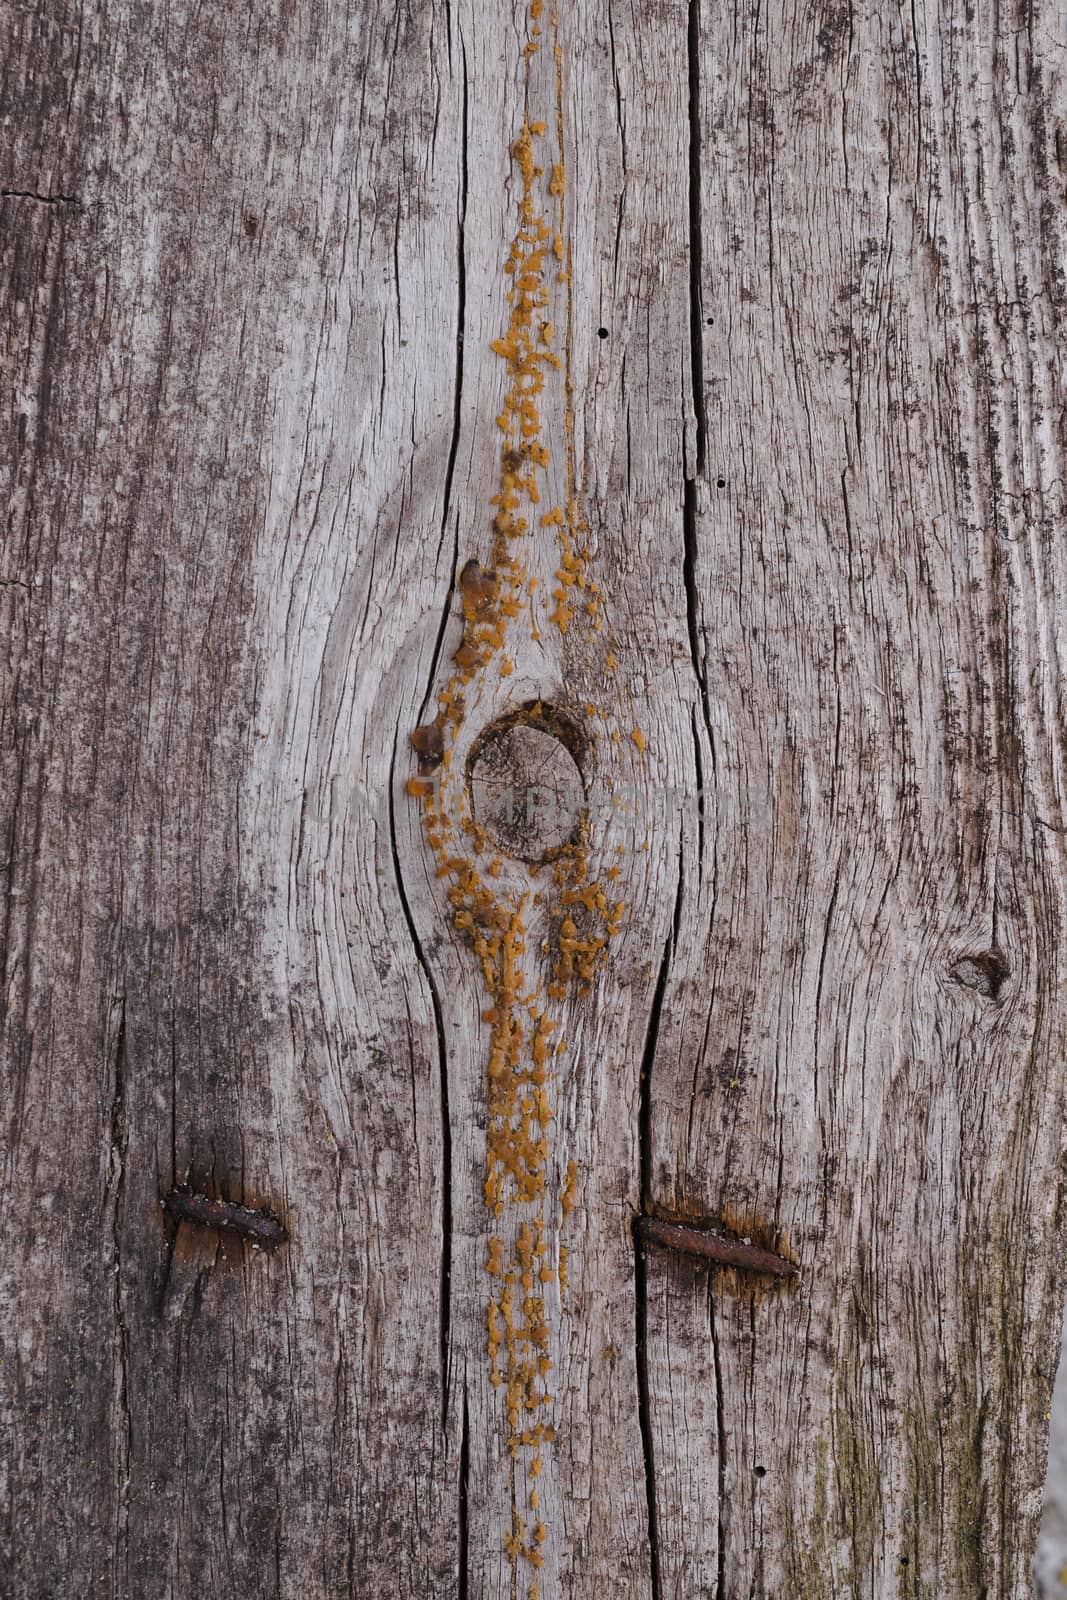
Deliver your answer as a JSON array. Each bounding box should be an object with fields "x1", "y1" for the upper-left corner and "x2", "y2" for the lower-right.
[{"x1": 403, "y1": 3, "x2": 632, "y2": 1593}]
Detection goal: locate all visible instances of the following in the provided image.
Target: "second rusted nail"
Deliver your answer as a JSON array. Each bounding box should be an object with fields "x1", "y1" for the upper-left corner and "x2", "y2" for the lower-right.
[
  {"x1": 634, "y1": 1215, "x2": 796, "y2": 1278},
  {"x1": 162, "y1": 1188, "x2": 287, "y2": 1249}
]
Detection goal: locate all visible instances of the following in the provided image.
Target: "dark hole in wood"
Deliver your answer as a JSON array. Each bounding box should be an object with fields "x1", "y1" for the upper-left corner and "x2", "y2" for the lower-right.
[
  {"x1": 716, "y1": 476, "x2": 727, "y2": 488},
  {"x1": 950, "y1": 949, "x2": 1009, "y2": 1000},
  {"x1": 467, "y1": 702, "x2": 586, "y2": 864},
  {"x1": 754, "y1": 1465, "x2": 767, "y2": 1478},
  {"x1": 597, "y1": 326, "x2": 608, "y2": 338},
  {"x1": 706, "y1": 316, "x2": 715, "y2": 325}
]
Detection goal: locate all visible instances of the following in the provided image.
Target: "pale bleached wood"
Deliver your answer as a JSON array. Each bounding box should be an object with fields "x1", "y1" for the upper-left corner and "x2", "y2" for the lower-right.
[{"x1": 2, "y1": 0, "x2": 1065, "y2": 1597}]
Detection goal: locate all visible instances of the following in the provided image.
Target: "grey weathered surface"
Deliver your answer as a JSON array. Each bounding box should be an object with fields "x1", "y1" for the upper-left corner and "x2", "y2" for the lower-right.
[
  {"x1": 1038, "y1": 1316, "x2": 1067, "y2": 1599},
  {"x1": 1, "y1": 1, "x2": 1065, "y2": 1597}
]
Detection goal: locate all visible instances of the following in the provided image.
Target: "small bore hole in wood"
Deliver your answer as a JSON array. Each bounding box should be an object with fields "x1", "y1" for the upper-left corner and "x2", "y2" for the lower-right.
[
  {"x1": 467, "y1": 704, "x2": 586, "y2": 864},
  {"x1": 716, "y1": 476, "x2": 727, "y2": 488},
  {"x1": 706, "y1": 316, "x2": 714, "y2": 325},
  {"x1": 754, "y1": 1465, "x2": 767, "y2": 1479},
  {"x1": 597, "y1": 326, "x2": 608, "y2": 339}
]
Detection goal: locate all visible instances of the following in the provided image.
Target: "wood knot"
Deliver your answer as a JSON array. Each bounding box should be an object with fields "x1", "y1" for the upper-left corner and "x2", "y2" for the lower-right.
[
  {"x1": 468, "y1": 705, "x2": 585, "y2": 863},
  {"x1": 950, "y1": 949, "x2": 1009, "y2": 1000}
]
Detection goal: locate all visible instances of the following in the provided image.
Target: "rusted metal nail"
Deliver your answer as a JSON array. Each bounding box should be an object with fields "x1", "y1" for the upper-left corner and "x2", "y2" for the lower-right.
[
  {"x1": 634, "y1": 1215, "x2": 796, "y2": 1278},
  {"x1": 162, "y1": 1188, "x2": 287, "y2": 1249},
  {"x1": 468, "y1": 712, "x2": 585, "y2": 863}
]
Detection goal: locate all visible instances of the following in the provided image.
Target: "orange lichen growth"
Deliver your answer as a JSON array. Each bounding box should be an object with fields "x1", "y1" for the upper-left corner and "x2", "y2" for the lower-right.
[
  {"x1": 631, "y1": 727, "x2": 647, "y2": 753},
  {"x1": 549, "y1": 594, "x2": 573, "y2": 633},
  {"x1": 402, "y1": 5, "x2": 632, "y2": 1593}
]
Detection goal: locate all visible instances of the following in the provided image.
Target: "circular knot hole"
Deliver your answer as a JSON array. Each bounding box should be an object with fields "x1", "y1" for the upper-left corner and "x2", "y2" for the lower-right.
[
  {"x1": 468, "y1": 709, "x2": 585, "y2": 863},
  {"x1": 950, "y1": 949, "x2": 1010, "y2": 1001}
]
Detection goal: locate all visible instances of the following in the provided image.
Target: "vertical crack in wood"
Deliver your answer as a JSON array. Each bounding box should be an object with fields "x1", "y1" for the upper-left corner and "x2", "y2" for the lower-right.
[
  {"x1": 458, "y1": 1384, "x2": 470, "y2": 1599},
  {"x1": 708, "y1": 1285, "x2": 727, "y2": 1600},
  {"x1": 388, "y1": 730, "x2": 454, "y2": 1426},
  {"x1": 689, "y1": 703, "x2": 706, "y2": 888},
  {"x1": 639, "y1": 929, "x2": 673, "y2": 1212},
  {"x1": 416, "y1": 31, "x2": 469, "y2": 732},
  {"x1": 682, "y1": 479, "x2": 706, "y2": 692},
  {"x1": 606, "y1": 0, "x2": 627, "y2": 210},
  {"x1": 683, "y1": 0, "x2": 720, "y2": 864},
  {"x1": 0, "y1": 737, "x2": 26, "y2": 1064},
  {"x1": 683, "y1": 477, "x2": 719, "y2": 834},
  {"x1": 811, "y1": 858, "x2": 842, "y2": 1130},
  {"x1": 686, "y1": 0, "x2": 706, "y2": 476},
  {"x1": 635, "y1": 930, "x2": 672, "y2": 1598},
  {"x1": 168, "y1": 1007, "x2": 178, "y2": 1188},
  {"x1": 447, "y1": 42, "x2": 469, "y2": 540},
  {"x1": 634, "y1": 1241, "x2": 662, "y2": 1600},
  {"x1": 107, "y1": 995, "x2": 131, "y2": 1580},
  {"x1": 412, "y1": 39, "x2": 470, "y2": 1414}
]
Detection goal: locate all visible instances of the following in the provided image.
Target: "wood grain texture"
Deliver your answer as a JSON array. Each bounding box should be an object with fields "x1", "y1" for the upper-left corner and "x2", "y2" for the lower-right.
[{"x1": 1, "y1": 1, "x2": 1065, "y2": 1598}]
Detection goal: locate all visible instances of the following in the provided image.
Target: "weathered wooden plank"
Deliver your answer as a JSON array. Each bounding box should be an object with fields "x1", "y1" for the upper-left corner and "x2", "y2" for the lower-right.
[{"x1": 2, "y1": 0, "x2": 1065, "y2": 1595}]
